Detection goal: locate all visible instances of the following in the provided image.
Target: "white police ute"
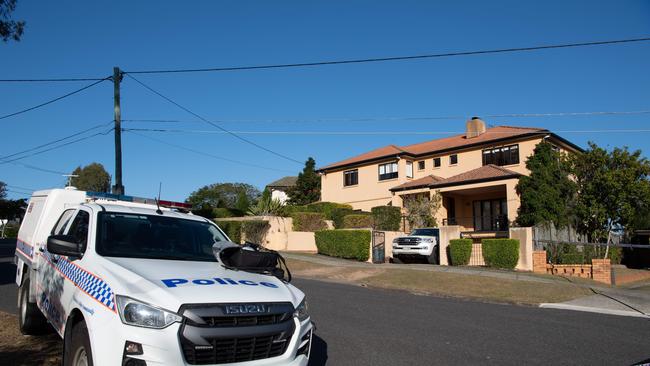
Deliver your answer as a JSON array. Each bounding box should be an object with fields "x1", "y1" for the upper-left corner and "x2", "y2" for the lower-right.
[{"x1": 14, "y1": 188, "x2": 313, "y2": 366}]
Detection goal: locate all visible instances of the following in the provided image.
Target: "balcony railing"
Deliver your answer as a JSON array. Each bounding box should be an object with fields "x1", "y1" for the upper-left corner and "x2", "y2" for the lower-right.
[{"x1": 442, "y1": 215, "x2": 509, "y2": 232}]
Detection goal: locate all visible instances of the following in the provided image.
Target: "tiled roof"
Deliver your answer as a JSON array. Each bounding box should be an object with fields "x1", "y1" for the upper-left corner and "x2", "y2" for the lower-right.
[
  {"x1": 320, "y1": 126, "x2": 547, "y2": 171},
  {"x1": 430, "y1": 165, "x2": 520, "y2": 188},
  {"x1": 391, "y1": 165, "x2": 520, "y2": 192},
  {"x1": 320, "y1": 145, "x2": 405, "y2": 170},
  {"x1": 266, "y1": 176, "x2": 298, "y2": 188},
  {"x1": 390, "y1": 175, "x2": 444, "y2": 192}
]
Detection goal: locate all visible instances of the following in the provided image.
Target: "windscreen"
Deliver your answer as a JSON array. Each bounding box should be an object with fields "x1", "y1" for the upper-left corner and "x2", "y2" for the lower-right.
[
  {"x1": 96, "y1": 212, "x2": 228, "y2": 261},
  {"x1": 410, "y1": 228, "x2": 439, "y2": 237}
]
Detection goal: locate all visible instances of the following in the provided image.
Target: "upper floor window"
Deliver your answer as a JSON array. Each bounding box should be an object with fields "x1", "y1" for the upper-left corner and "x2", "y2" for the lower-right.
[
  {"x1": 482, "y1": 144, "x2": 519, "y2": 166},
  {"x1": 450, "y1": 154, "x2": 458, "y2": 165},
  {"x1": 406, "y1": 161, "x2": 413, "y2": 178},
  {"x1": 344, "y1": 169, "x2": 359, "y2": 187},
  {"x1": 378, "y1": 162, "x2": 398, "y2": 181},
  {"x1": 433, "y1": 157, "x2": 441, "y2": 168},
  {"x1": 417, "y1": 161, "x2": 425, "y2": 170}
]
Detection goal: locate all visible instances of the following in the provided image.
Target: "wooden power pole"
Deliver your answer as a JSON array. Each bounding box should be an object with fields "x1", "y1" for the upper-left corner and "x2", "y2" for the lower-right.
[{"x1": 112, "y1": 66, "x2": 125, "y2": 195}]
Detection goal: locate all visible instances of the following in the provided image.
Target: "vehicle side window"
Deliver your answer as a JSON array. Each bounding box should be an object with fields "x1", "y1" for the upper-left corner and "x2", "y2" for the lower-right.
[
  {"x1": 67, "y1": 211, "x2": 90, "y2": 253},
  {"x1": 51, "y1": 209, "x2": 75, "y2": 235}
]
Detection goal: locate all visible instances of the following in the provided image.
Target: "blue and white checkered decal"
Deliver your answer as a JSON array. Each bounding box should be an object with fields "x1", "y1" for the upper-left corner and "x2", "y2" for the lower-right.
[
  {"x1": 16, "y1": 239, "x2": 34, "y2": 260},
  {"x1": 43, "y1": 252, "x2": 116, "y2": 312}
]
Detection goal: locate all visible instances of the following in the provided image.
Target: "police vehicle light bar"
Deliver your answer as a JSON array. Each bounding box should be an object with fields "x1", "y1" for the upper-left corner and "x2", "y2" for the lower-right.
[{"x1": 86, "y1": 191, "x2": 192, "y2": 210}]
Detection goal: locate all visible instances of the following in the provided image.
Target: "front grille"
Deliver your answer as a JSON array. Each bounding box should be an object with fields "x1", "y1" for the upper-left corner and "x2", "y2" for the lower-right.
[
  {"x1": 182, "y1": 334, "x2": 289, "y2": 364},
  {"x1": 179, "y1": 303, "x2": 295, "y2": 365},
  {"x1": 193, "y1": 313, "x2": 287, "y2": 327},
  {"x1": 396, "y1": 237, "x2": 421, "y2": 246}
]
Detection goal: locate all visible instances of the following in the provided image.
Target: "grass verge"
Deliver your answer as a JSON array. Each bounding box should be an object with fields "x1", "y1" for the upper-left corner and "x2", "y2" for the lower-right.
[
  {"x1": 0, "y1": 312, "x2": 61, "y2": 365},
  {"x1": 286, "y1": 258, "x2": 593, "y2": 305}
]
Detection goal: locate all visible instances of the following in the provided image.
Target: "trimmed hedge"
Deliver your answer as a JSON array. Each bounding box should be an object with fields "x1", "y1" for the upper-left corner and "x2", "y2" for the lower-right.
[
  {"x1": 315, "y1": 230, "x2": 371, "y2": 261},
  {"x1": 342, "y1": 214, "x2": 374, "y2": 229},
  {"x1": 241, "y1": 220, "x2": 270, "y2": 244},
  {"x1": 215, "y1": 220, "x2": 242, "y2": 244},
  {"x1": 449, "y1": 239, "x2": 472, "y2": 266},
  {"x1": 482, "y1": 239, "x2": 520, "y2": 269},
  {"x1": 284, "y1": 202, "x2": 354, "y2": 228},
  {"x1": 291, "y1": 212, "x2": 328, "y2": 232},
  {"x1": 371, "y1": 206, "x2": 401, "y2": 231}
]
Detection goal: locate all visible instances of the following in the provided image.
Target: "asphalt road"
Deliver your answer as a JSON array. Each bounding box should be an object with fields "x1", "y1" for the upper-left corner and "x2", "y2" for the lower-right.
[{"x1": 1, "y1": 241, "x2": 649, "y2": 365}]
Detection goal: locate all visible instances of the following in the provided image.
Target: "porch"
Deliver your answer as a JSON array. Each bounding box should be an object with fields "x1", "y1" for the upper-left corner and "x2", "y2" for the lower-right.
[{"x1": 391, "y1": 165, "x2": 521, "y2": 236}]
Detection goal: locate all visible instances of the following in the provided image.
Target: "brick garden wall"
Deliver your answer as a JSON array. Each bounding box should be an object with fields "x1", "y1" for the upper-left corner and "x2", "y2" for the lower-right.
[{"x1": 532, "y1": 250, "x2": 612, "y2": 285}]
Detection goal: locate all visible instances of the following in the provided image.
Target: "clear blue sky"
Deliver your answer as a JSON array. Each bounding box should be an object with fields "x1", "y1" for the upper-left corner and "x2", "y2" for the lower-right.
[{"x1": 1, "y1": 0, "x2": 649, "y2": 201}]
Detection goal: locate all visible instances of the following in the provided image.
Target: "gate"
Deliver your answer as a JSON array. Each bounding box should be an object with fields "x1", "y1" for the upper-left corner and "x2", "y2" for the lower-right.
[{"x1": 372, "y1": 231, "x2": 386, "y2": 264}]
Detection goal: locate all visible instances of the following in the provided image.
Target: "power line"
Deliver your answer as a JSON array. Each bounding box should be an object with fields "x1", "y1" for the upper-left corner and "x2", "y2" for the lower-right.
[
  {"x1": 126, "y1": 130, "x2": 295, "y2": 174},
  {"x1": 6, "y1": 184, "x2": 37, "y2": 192},
  {"x1": 0, "y1": 128, "x2": 113, "y2": 164},
  {"x1": 125, "y1": 37, "x2": 650, "y2": 75},
  {"x1": 123, "y1": 127, "x2": 650, "y2": 136},
  {"x1": 121, "y1": 109, "x2": 650, "y2": 124},
  {"x1": 0, "y1": 121, "x2": 113, "y2": 161},
  {"x1": 8, "y1": 161, "x2": 68, "y2": 175},
  {"x1": 0, "y1": 78, "x2": 109, "y2": 120},
  {"x1": 0, "y1": 77, "x2": 108, "y2": 83},
  {"x1": 124, "y1": 73, "x2": 304, "y2": 165}
]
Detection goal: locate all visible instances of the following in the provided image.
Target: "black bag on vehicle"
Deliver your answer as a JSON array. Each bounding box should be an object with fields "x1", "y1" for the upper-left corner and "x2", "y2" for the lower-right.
[{"x1": 217, "y1": 242, "x2": 292, "y2": 282}]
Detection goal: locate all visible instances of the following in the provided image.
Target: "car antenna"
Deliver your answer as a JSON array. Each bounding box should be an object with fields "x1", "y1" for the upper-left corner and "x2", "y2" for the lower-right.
[{"x1": 155, "y1": 182, "x2": 163, "y2": 215}]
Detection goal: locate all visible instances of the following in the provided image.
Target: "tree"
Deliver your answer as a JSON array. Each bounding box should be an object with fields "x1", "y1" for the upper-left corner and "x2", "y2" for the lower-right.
[
  {"x1": 1, "y1": 0, "x2": 25, "y2": 42},
  {"x1": 515, "y1": 141, "x2": 575, "y2": 230},
  {"x1": 288, "y1": 157, "x2": 320, "y2": 205},
  {"x1": 570, "y1": 143, "x2": 650, "y2": 256},
  {"x1": 186, "y1": 183, "x2": 261, "y2": 213},
  {"x1": 0, "y1": 181, "x2": 6, "y2": 199},
  {"x1": 70, "y1": 163, "x2": 111, "y2": 192},
  {"x1": 403, "y1": 192, "x2": 442, "y2": 229}
]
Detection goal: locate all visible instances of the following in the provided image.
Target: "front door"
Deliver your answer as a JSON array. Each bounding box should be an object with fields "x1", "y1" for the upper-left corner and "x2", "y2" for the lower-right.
[{"x1": 472, "y1": 199, "x2": 507, "y2": 231}]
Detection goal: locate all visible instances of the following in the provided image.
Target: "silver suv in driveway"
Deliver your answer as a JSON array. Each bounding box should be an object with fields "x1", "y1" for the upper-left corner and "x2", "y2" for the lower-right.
[{"x1": 392, "y1": 228, "x2": 440, "y2": 264}]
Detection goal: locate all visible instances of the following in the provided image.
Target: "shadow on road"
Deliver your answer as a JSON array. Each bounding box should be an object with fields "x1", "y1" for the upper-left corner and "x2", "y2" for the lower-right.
[
  {"x1": 308, "y1": 334, "x2": 328, "y2": 366},
  {"x1": 0, "y1": 262, "x2": 16, "y2": 285}
]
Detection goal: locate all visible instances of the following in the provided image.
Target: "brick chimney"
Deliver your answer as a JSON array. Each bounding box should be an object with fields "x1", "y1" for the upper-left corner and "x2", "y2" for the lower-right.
[{"x1": 466, "y1": 117, "x2": 486, "y2": 138}]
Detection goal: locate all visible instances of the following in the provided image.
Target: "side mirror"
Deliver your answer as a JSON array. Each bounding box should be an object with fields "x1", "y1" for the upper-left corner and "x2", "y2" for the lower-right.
[{"x1": 47, "y1": 235, "x2": 82, "y2": 257}]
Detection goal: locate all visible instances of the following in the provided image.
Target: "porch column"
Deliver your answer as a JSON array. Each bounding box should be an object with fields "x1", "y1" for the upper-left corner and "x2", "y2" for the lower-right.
[{"x1": 505, "y1": 180, "x2": 520, "y2": 224}]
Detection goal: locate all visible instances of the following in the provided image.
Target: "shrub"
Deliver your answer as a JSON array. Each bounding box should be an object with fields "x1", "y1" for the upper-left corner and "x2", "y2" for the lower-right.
[
  {"x1": 315, "y1": 230, "x2": 371, "y2": 261},
  {"x1": 342, "y1": 214, "x2": 374, "y2": 228},
  {"x1": 247, "y1": 196, "x2": 286, "y2": 216},
  {"x1": 551, "y1": 244, "x2": 623, "y2": 265},
  {"x1": 242, "y1": 220, "x2": 270, "y2": 244},
  {"x1": 482, "y1": 239, "x2": 520, "y2": 269},
  {"x1": 330, "y1": 207, "x2": 355, "y2": 229},
  {"x1": 291, "y1": 212, "x2": 328, "y2": 232},
  {"x1": 305, "y1": 202, "x2": 353, "y2": 218},
  {"x1": 449, "y1": 239, "x2": 472, "y2": 266},
  {"x1": 215, "y1": 220, "x2": 242, "y2": 244},
  {"x1": 371, "y1": 206, "x2": 401, "y2": 231},
  {"x1": 213, "y1": 208, "x2": 236, "y2": 218}
]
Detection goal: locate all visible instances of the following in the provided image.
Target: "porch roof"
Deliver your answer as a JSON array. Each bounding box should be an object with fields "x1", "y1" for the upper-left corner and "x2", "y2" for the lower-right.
[
  {"x1": 389, "y1": 174, "x2": 445, "y2": 192},
  {"x1": 391, "y1": 164, "x2": 521, "y2": 192}
]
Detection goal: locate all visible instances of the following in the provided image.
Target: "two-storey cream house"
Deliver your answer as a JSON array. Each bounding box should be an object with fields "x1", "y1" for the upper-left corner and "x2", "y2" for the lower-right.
[{"x1": 318, "y1": 118, "x2": 581, "y2": 233}]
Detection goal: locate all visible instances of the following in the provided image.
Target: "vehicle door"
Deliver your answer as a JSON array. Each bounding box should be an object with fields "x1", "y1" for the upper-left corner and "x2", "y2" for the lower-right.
[{"x1": 39, "y1": 208, "x2": 90, "y2": 334}]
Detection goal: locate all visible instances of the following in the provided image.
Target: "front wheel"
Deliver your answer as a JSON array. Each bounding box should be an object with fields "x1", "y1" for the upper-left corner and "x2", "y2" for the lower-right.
[
  {"x1": 65, "y1": 320, "x2": 94, "y2": 366},
  {"x1": 18, "y1": 275, "x2": 48, "y2": 335},
  {"x1": 391, "y1": 255, "x2": 404, "y2": 264},
  {"x1": 426, "y1": 247, "x2": 439, "y2": 265}
]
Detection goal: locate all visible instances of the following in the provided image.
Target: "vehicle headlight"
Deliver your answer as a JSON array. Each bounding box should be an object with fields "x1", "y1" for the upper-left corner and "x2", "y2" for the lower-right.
[
  {"x1": 294, "y1": 298, "x2": 309, "y2": 322},
  {"x1": 116, "y1": 295, "x2": 182, "y2": 329},
  {"x1": 421, "y1": 238, "x2": 434, "y2": 243},
  {"x1": 392, "y1": 238, "x2": 399, "y2": 243}
]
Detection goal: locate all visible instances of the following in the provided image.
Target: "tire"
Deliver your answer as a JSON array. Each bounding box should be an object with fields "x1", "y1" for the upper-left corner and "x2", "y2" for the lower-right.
[
  {"x1": 392, "y1": 255, "x2": 404, "y2": 264},
  {"x1": 18, "y1": 275, "x2": 49, "y2": 335},
  {"x1": 64, "y1": 320, "x2": 94, "y2": 366},
  {"x1": 426, "y1": 247, "x2": 439, "y2": 265}
]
